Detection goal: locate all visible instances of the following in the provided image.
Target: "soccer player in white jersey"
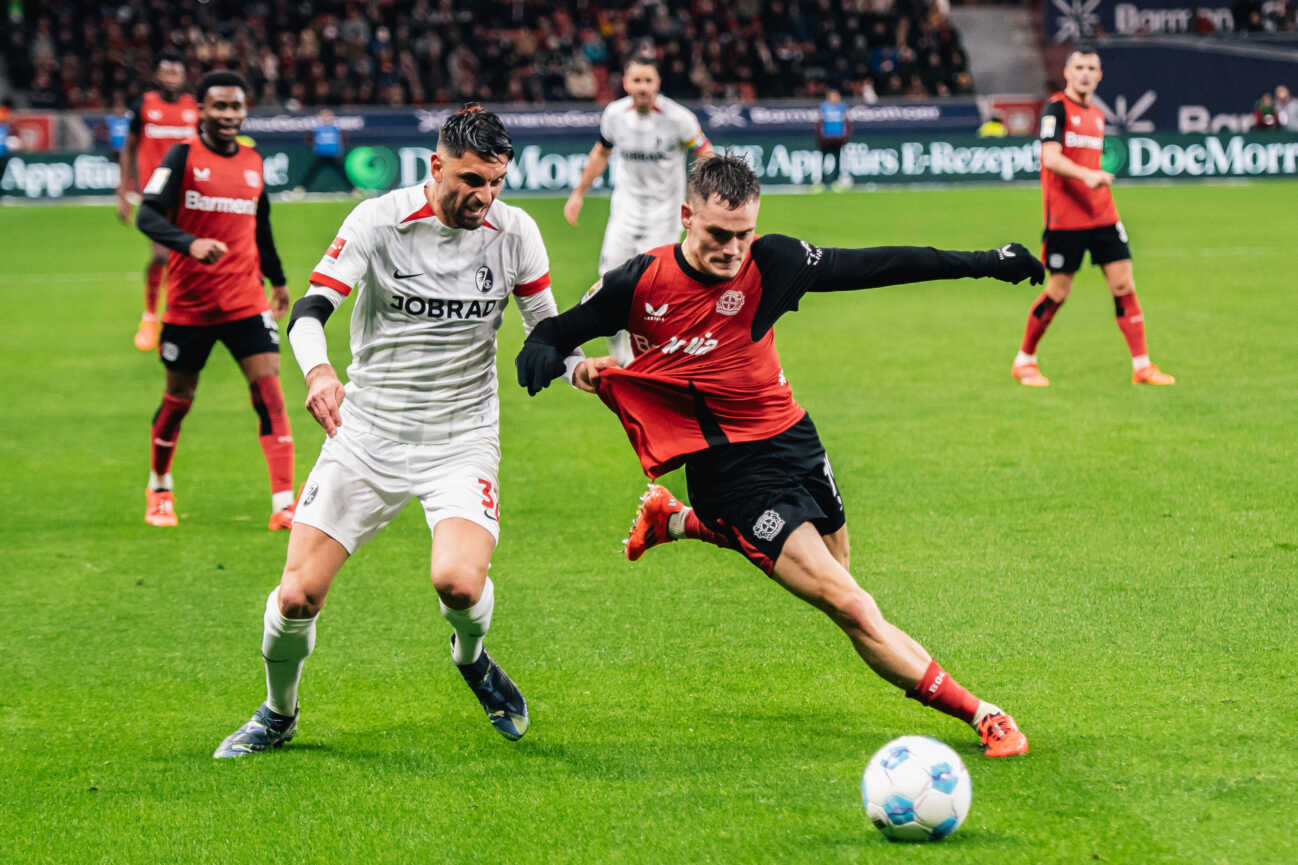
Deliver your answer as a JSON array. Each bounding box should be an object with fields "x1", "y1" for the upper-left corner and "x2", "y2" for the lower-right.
[
  {"x1": 564, "y1": 56, "x2": 713, "y2": 362},
  {"x1": 214, "y1": 106, "x2": 581, "y2": 757}
]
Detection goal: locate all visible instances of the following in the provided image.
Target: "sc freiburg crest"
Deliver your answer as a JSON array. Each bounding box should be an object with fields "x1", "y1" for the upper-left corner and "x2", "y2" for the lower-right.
[{"x1": 475, "y1": 265, "x2": 494, "y2": 293}]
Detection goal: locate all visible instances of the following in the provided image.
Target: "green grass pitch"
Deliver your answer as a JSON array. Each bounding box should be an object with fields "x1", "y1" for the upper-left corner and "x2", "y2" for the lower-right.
[{"x1": 1, "y1": 181, "x2": 1295, "y2": 864}]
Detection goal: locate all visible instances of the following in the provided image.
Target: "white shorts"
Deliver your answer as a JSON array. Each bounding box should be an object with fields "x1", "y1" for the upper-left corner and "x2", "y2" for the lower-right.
[
  {"x1": 598, "y1": 213, "x2": 683, "y2": 273},
  {"x1": 292, "y1": 424, "x2": 501, "y2": 554}
]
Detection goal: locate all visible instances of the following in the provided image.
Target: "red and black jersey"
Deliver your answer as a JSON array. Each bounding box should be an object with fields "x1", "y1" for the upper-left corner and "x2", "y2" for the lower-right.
[
  {"x1": 1040, "y1": 92, "x2": 1119, "y2": 230},
  {"x1": 136, "y1": 136, "x2": 285, "y2": 326},
  {"x1": 128, "y1": 91, "x2": 199, "y2": 187},
  {"x1": 527, "y1": 236, "x2": 1008, "y2": 477}
]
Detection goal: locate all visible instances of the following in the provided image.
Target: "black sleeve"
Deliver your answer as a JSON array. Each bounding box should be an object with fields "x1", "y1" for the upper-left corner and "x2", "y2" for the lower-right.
[
  {"x1": 1040, "y1": 100, "x2": 1066, "y2": 144},
  {"x1": 522, "y1": 254, "x2": 648, "y2": 355},
  {"x1": 597, "y1": 134, "x2": 614, "y2": 150},
  {"x1": 127, "y1": 98, "x2": 142, "y2": 136},
  {"x1": 255, "y1": 190, "x2": 286, "y2": 285},
  {"x1": 135, "y1": 143, "x2": 197, "y2": 255},
  {"x1": 287, "y1": 294, "x2": 336, "y2": 335},
  {"x1": 749, "y1": 233, "x2": 999, "y2": 336}
]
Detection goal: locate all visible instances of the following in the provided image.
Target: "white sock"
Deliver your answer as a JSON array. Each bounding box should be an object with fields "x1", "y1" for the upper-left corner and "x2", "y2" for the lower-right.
[
  {"x1": 1014, "y1": 351, "x2": 1036, "y2": 367},
  {"x1": 667, "y1": 508, "x2": 691, "y2": 539},
  {"x1": 441, "y1": 577, "x2": 494, "y2": 665},
  {"x1": 271, "y1": 489, "x2": 295, "y2": 512},
  {"x1": 971, "y1": 701, "x2": 1001, "y2": 728},
  {"x1": 148, "y1": 471, "x2": 173, "y2": 492},
  {"x1": 262, "y1": 587, "x2": 317, "y2": 716},
  {"x1": 1131, "y1": 354, "x2": 1151, "y2": 370}
]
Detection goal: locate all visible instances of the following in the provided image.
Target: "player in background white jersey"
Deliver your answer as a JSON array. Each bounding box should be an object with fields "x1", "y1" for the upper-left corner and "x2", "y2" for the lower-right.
[
  {"x1": 563, "y1": 56, "x2": 713, "y2": 363},
  {"x1": 215, "y1": 106, "x2": 581, "y2": 757}
]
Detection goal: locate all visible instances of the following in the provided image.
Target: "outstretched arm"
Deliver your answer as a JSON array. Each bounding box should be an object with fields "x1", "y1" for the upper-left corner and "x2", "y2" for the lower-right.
[
  {"x1": 808, "y1": 242, "x2": 1044, "y2": 292},
  {"x1": 750, "y1": 235, "x2": 1044, "y2": 337}
]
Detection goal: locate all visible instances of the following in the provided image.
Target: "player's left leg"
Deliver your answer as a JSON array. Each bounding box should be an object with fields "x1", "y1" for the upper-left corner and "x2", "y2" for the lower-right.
[
  {"x1": 429, "y1": 516, "x2": 529, "y2": 741},
  {"x1": 770, "y1": 524, "x2": 1027, "y2": 757},
  {"x1": 134, "y1": 242, "x2": 168, "y2": 351},
  {"x1": 1100, "y1": 256, "x2": 1175, "y2": 385},
  {"x1": 231, "y1": 314, "x2": 296, "y2": 527}
]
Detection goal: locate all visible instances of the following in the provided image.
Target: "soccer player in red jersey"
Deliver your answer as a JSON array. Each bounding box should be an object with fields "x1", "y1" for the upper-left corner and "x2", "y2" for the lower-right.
[
  {"x1": 116, "y1": 53, "x2": 199, "y2": 352},
  {"x1": 135, "y1": 70, "x2": 293, "y2": 530},
  {"x1": 1012, "y1": 49, "x2": 1175, "y2": 387},
  {"x1": 517, "y1": 155, "x2": 1043, "y2": 757}
]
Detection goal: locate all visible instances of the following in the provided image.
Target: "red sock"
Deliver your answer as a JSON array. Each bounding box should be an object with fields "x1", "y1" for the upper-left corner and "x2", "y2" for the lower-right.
[
  {"x1": 250, "y1": 376, "x2": 295, "y2": 496},
  {"x1": 1113, "y1": 291, "x2": 1148, "y2": 358},
  {"x1": 683, "y1": 510, "x2": 738, "y2": 549},
  {"x1": 905, "y1": 659, "x2": 981, "y2": 724},
  {"x1": 151, "y1": 393, "x2": 192, "y2": 478},
  {"x1": 1020, "y1": 291, "x2": 1063, "y2": 355},
  {"x1": 145, "y1": 264, "x2": 165, "y2": 316}
]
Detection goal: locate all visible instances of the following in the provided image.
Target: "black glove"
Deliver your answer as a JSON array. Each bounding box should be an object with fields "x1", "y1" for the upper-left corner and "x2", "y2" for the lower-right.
[
  {"x1": 987, "y1": 243, "x2": 1045, "y2": 285},
  {"x1": 515, "y1": 341, "x2": 567, "y2": 396}
]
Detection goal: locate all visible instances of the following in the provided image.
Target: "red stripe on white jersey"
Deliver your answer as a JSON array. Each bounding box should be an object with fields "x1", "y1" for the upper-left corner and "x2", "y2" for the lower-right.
[
  {"x1": 309, "y1": 271, "x2": 353, "y2": 296},
  {"x1": 513, "y1": 273, "x2": 551, "y2": 297}
]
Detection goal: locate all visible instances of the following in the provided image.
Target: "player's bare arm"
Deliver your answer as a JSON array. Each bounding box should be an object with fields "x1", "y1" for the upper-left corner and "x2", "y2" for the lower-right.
[
  {"x1": 1042, "y1": 141, "x2": 1113, "y2": 189},
  {"x1": 564, "y1": 141, "x2": 613, "y2": 227}
]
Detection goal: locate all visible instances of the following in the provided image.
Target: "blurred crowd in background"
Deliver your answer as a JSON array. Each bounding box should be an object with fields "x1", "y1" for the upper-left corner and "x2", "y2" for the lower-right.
[{"x1": 4, "y1": 0, "x2": 973, "y2": 111}]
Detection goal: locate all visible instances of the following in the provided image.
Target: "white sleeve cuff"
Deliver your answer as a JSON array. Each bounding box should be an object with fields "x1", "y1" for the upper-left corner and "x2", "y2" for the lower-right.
[{"x1": 289, "y1": 316, "x2": 330, "y2": 379}]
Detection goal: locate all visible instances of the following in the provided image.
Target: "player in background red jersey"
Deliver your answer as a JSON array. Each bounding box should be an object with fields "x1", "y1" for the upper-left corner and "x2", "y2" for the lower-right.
[
  {"x1": 135, "y1": 70, "x2": 293, "y2": 530},
  {"x1": 1012, "y1": 49, "x2": 1175, "y2": 387},
  {"x1": 518, "y1": 155, "x2": 1043, "y2": 757},
  {"x1": 117, "y1": 53, "x2": 199, "y2": 352}
]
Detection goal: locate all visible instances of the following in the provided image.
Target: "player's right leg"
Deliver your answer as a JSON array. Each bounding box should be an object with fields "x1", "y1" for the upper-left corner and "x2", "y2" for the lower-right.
[
  {"x1": 146, "y1": 330, "x2": 214, "y2": 526},
  {"x1": 770, "y1": 524, "x2": 1028, "y2": 757},
  {"x1": 215, "y1": 427, "x2": 408, "y2": 757},
  {"x1": 213, "y1": 524, "x2": 349, "y2": 758},
  {"x1": 1013, "y1": 268, "x2": 1074, "y2": 387},
  {"x1": 134, "y1": 243, "x2": 168, "y2": 351}
]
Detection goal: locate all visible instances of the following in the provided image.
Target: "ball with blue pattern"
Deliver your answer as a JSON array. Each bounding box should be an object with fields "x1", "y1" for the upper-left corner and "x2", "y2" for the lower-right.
[{"x1": 861, "y1": 735, "x2": 972, "y2": 842}]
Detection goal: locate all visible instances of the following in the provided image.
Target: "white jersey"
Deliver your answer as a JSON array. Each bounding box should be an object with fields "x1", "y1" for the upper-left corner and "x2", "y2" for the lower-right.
[
  {"x1": 599, "y1": 95, "x2": 708, "y2": 229},
  {"x1": 305, "y1": 184, "x2": 558, "y2": 444}
]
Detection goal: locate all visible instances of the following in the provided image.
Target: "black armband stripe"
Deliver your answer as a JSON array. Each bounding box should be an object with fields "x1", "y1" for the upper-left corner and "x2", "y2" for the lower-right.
[{"x1": 287, "y1": 294, "x2": 336, "y2": 334}]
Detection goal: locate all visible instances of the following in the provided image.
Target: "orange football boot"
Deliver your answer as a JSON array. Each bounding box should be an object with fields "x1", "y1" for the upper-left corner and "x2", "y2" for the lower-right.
[
  {"x1": 978, "y1": 711, "x2": 1029, "y2": 757},
  {"x1": 1011, "y1": 362, "x2": 1049, "y2": 387},
  {"x1": 145, "y1": 489, "x2": 178, "y2": 527},
  {"x1": 624, "y1": 484, "x2": 686, "y2": 561},
  {"x1": 134, "y1": 315, "x2": 161, "y2": 352},
  {"x1": 1132, "y1": 364, "x2": 1175, "y2": 386}
]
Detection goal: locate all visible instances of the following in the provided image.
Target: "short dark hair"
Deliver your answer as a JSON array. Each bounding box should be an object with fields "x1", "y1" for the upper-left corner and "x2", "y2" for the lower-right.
[
  {"x1": 157, "y1": 51, "x2": 184, "y2": 68},
  {"x1": 624, "y1": 55, "x2": 659, "y2": 74},
  {"x1": 687, "y1": 154, "x2": 760, "y2": 208},
  {"x1": 438, "y1": 103, "x2": 515, "y2": 161},
  {"x1": 196, "y1": 70, "x2": 249, "y2": 102}
]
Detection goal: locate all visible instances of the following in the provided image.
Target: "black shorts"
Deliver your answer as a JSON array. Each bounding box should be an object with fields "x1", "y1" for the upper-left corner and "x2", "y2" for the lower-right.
[
  {"x1": 685, "y1": 413, "x2": 846, "y2": 574},
  {"x1": 1042, "y1": 222, "x2": 1131, "y2": 274},
  {"x1": 159, "y1": 312, "x2": 280, "y2": 372}
]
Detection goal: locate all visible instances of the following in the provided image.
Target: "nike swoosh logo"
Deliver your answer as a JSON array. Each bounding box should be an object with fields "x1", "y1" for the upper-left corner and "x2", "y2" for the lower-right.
[{"x1": 393, "y1": 268, "x2": 423, "y2": 279}]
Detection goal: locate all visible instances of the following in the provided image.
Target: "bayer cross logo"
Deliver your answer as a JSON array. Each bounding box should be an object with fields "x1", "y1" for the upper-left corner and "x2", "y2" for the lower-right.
[
  {"x1": 715, "y1": 289, "x2": 745, "y2": 316},
  {"x1": 475, "y1": 265, "x2": 494, "y2": 293},
  {"x1": 752, "y1": 509, "x2": 785, "y2": 542}
]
